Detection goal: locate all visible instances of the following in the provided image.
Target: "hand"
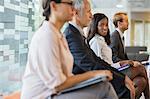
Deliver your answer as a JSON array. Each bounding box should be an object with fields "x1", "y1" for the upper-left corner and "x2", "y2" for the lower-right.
[
  {"x1": 119, "y1": 60, "x2": 134, "y2": 67},
  {"x1": 92, "y1": 70, "x2": 113, "y2": 81},
  {"x1": 125, "y1": 76, "x2": 135, "y2": 99},
  {"x1": 133, "y1": 61, "x2": 141, "y2": 67}
]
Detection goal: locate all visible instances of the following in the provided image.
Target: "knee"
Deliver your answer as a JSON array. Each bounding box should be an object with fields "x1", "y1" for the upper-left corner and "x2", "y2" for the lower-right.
[
  {"x1": 101, "y1": 82, "x2": 112, "y2": 88},
  {"x1": 138, "y1": 65, "x2": 146, "y2": 71},
  {"x1": 133, "y1": 77, "x2": 147, "y2": 88},
  {"x1": 97, "y1": 82, "x2": 113, "y2": 91},
  {"x1": 135, "y1": 65, "x2": 147, "y2": 74},
  {"x1": 102, "y1": 82, "x2": 116, "y2": 93}
]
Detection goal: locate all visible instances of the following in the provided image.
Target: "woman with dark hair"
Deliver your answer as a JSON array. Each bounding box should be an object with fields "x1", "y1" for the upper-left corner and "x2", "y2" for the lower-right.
[
  {"x1": 87, "y1": 13, "x2": 121, "y2": 67},
  {"x1": 87, "y1": 14, "x2": 110, "y2": 44},
  {"x1": 87, "y1": 13, "x2": 149, "y2": 99},
  {"x1": 21, "y1": 0, "x2": 118, "y2": 99}
]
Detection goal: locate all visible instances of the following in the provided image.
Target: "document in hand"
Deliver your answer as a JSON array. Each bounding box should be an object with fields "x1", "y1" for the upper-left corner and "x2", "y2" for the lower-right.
[
  {"x1": 118, "y1": 64, "x2": 130, "y2": 71},
  {"x1": 59, "y1": 75, "x2": 107, "y2": 94}
]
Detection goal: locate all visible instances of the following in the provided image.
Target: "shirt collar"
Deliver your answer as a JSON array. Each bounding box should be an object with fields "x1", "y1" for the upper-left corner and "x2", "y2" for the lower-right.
[
  {"x1": 69, "y1": 21, "x2": 85, "y2": 37},
  {"x1": 116, "y1": 28, "x2": 124, "y2": 38}
]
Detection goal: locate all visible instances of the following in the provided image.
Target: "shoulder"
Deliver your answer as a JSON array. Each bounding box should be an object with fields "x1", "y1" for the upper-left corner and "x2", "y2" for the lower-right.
[
  {"x1": 90, "y1": 35, "x2": 105, "y2": 45},
  {"x1": 64, "y1": 24, "x2": 83, "y2": 43},
  {"x1": 92, "y1": 34, "x2": 105, "y2": 41},
  {"x1": 111, "y1": 30, "x2": 119, "y2": 36},
  {"x1": 33, "y1": 22, "x2": 58, "y2": 47},
  {"x1": 64, "y1": 24, "x2": 79, "y2": 36},
  {"x1": 111, "y1": 30, "x2": 120, "y2": 40}
]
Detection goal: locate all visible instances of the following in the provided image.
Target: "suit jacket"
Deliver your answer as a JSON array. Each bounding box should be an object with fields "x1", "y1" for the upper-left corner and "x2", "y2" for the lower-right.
[
  {"x1": 64, "y1": 24, "x2": 130, "y2": 98},
  {"x1": 110, "y1": 30, "x2": 128, "y2": 63}
]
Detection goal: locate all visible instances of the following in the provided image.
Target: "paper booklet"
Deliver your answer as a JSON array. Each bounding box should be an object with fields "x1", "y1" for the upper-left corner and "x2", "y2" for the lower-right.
[
  {"x1": 118, "y1": 64, "x2": 130, "y2": 71},
  {"x1": 59, "y1": 75, "x2": 107, "y2": 94}
]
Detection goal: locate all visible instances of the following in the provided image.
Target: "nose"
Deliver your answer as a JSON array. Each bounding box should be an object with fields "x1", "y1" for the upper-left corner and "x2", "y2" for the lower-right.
[{"x1": 103, "y1": 25, "x2": 108, "y2": 30}]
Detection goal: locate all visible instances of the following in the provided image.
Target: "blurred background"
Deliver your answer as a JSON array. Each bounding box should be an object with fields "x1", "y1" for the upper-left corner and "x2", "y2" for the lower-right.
[{"x1": 0, "y1": 0, "x2": 150, "y2": 95}]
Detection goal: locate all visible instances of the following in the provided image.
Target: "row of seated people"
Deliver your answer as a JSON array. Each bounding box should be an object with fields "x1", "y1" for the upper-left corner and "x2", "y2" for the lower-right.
[
  {"x1": 86, "y1": 12, "x2": 149, "y2": 99},
  {"x1": 19, "y1": 0, "x2": 149, "y2": 99}
]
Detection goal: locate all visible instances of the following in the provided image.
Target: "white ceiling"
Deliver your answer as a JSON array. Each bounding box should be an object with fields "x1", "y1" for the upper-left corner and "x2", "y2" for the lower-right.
[
  {"x1": 91, "y1": 0, "x2": 119, "y2": 8},
  {"x1": 91, "y1": 0, "x2": 150, "y2": 9}
]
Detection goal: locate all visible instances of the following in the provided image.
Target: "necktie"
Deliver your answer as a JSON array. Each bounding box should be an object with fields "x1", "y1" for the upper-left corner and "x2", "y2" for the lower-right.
[
  {"x1": 122, "y1": 36, "x2": 124, "y2": 42},
  {"x1": 122, "y1": 36, "x2": 125, "y2": 52}
]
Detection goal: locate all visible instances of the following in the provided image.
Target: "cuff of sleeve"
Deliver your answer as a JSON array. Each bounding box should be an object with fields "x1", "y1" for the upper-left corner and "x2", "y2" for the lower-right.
[{"x1": 111, "y1": 62, "x2": 121, "y2": 69}]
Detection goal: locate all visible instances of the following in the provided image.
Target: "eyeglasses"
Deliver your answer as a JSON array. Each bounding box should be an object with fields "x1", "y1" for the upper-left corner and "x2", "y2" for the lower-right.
[{"x1": 60, "y1": 1, "x2": 73, "y2": 6}]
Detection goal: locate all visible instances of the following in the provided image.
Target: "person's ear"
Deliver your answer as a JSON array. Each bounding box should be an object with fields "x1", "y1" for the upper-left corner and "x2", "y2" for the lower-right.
[
  {"x1": 118, "y1": 21, "x2": 121, "y2": 27},
  {"x1": 50, "y1": 1, "x2": 57, "y2": 11},
  {"x1": 73, "y1": 9, "x2": 78, "y2": 16}
]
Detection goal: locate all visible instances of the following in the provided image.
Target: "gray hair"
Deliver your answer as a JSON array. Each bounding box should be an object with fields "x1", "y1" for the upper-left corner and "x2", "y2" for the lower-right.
[{"x1": 73, "y1": 0, "x2": 85, "y2": 17}]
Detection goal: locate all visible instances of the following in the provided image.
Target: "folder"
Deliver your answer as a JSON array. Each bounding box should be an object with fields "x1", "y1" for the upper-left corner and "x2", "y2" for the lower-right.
[{"x1": 59, "y1": 75, "x2": 107, "y2": 94}]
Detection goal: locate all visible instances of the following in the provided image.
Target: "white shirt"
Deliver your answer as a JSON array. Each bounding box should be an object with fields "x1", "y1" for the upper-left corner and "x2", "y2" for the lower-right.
[
  {"x1": 21, "y1": 21, "x2": 73, "y2": 99},
  {"x1": 89, "y1": 34, "x2": 120, "y2": 69}
]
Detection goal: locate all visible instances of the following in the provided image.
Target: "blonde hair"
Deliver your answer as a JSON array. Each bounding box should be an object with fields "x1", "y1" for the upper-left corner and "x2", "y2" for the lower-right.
[{"x1": 113, "y1": 12, "x2": 127, "y2": 28}]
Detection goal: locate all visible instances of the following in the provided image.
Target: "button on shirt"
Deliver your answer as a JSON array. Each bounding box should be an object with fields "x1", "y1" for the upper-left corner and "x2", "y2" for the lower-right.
[{"x1": 21, "y1": 21, "x2": 73, "y2": 99}]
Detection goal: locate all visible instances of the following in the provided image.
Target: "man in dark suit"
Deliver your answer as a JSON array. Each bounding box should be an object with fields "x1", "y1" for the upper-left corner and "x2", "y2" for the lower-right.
[
  {"x1": 110, "y1": 12, "x2": 129, "y2": 63},
  {"x1": 64, "y1": 0, "x2": 135, "y2": 99},
  {"x1": 110, "y1": 12, "x2": 149, "y2": 99}
]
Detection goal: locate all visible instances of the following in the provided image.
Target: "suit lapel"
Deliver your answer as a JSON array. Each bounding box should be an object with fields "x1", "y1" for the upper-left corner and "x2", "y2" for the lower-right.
[
  {"x1": 69, "y1": 24, "x2": 89, "y2": 47},
  {"x1": 115, "y1": 30, "x2": 125, "y2": 53}
]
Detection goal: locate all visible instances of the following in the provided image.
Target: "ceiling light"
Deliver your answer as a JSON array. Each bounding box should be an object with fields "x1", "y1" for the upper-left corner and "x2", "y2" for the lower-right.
[{"x1": 116, "y1": 4, "x2": 124, "y2": 8}]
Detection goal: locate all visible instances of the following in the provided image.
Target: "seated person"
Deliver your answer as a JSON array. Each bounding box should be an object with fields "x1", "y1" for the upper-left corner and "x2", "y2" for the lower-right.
[
  {"x1": 110, "y1": 12, "x2": 149, "y2": 99},
  {"x1": 87, "y1": 13, "x2": 133, "y2": 68},
  {"x1": 21, "y1": 0, "x2": 118, "y2": 99},
  {"x1": 64, "y1": 0, "x2": 135, "y2": 98},
  {"x1": 87, "y1": 13, "x2": 149, "y2": 99}
]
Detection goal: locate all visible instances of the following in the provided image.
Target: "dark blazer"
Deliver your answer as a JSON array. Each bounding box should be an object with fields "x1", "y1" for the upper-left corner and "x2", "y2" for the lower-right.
[
  {"x1": 64, "y1": 24, "x2": 130, "y2": 98},
  {"x1": 110, "y1": 30, "x2": 128, "y2": 63}
]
